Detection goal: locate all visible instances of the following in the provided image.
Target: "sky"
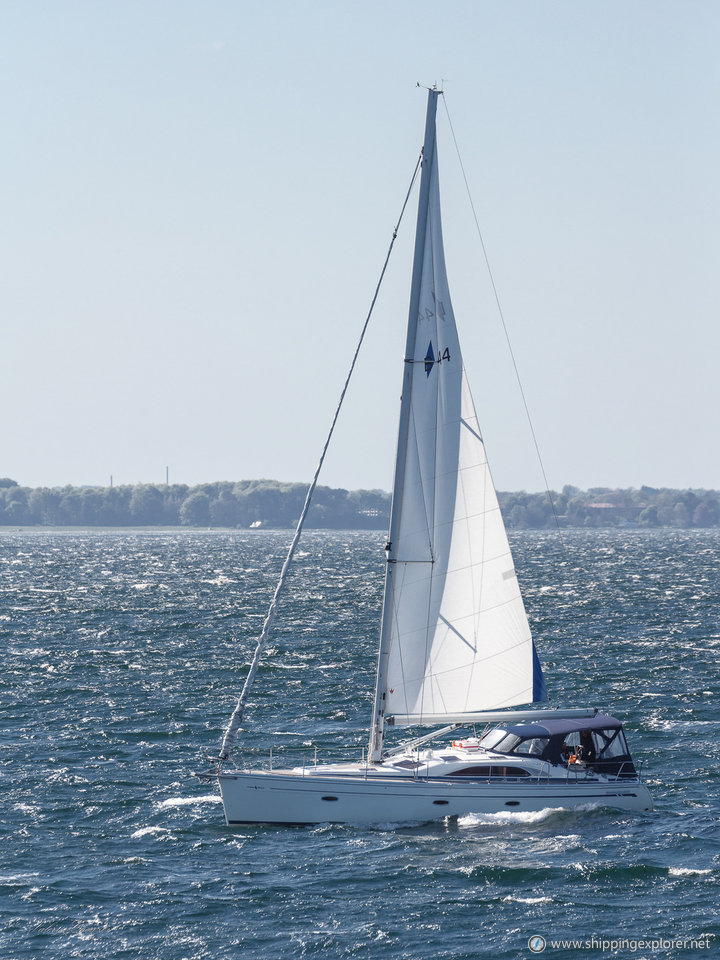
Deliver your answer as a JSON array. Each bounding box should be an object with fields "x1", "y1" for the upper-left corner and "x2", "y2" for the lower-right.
[{"x1": 2, "y1": 1, "x2": 719, "y2": 494}]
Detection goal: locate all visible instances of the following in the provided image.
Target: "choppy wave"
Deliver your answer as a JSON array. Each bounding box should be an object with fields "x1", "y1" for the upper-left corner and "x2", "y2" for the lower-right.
[{"x1": 2, "y1": 528, "x2": 720, "y2": 959}]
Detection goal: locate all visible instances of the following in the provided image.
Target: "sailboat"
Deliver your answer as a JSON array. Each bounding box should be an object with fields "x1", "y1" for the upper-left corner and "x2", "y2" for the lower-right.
[{"x1": 212, "y1": 90, "x2": 652, "y2": 824}]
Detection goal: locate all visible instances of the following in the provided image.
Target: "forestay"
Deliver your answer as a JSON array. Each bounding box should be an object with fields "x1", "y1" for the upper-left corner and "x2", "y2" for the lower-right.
[{"x1": 370, "y1": 90, "x2": 545, "y2": 754}]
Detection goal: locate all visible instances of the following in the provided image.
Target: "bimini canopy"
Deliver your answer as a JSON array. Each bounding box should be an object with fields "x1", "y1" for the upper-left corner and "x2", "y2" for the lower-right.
[{"x1": 499, "y1": 714, "x2": 623, "y2": 739}]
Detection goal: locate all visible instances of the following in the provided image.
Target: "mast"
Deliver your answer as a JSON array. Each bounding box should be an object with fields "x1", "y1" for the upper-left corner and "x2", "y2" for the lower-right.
[{"x1": 368, "y1": 88, "x2": 440, "y2": 762}]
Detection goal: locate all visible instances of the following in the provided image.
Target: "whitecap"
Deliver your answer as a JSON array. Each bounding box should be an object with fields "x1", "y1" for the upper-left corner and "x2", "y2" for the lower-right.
[
  {"x1": 503, "y1": 896, "x2": 553, "y2": 904},
  {"x1": 131, "y1": 826, "x2": 169, "y2": 838},
  {"x1": 669, "y1": 867, "x2": 712, "y2": 876},
  {"x1": 650, "y1": 719, "x2": 720, "y2": 731}
]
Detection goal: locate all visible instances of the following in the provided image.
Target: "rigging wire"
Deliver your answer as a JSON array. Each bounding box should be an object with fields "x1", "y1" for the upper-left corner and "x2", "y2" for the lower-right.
[
  {"x1": 441, "y1": 96, "x2": 561, "y2": 532},
  {"x1": 217, "y1": 152, "x2": 423, "y2": 762}
]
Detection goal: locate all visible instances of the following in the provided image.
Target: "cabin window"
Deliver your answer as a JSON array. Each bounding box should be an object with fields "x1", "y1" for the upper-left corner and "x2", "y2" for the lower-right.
[{"x1": 450, "y1": 766, "x2": 530, "y2": 778}]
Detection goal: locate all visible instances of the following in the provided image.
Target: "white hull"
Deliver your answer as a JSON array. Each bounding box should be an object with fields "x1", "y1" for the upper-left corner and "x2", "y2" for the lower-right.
[{"x1": 218, "y1": 769, "x2": 653, "y2": 825}]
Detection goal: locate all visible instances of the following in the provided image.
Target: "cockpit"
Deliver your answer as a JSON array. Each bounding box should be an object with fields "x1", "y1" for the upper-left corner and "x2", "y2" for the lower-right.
[{"x1": 476, "y1": 714, "x2": 637, "y2": 778}]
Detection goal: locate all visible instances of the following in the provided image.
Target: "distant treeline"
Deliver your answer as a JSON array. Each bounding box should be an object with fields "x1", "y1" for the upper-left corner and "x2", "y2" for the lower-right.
[
  {"x1": 499, "y1": 485, "x2": 720, "y2": 529},
  {"x1": 0, "y1": 478, "x2": 719, "y2": 530},
  {"x1": 0, "y1": 478, "x2": 389, "y2": 529}
]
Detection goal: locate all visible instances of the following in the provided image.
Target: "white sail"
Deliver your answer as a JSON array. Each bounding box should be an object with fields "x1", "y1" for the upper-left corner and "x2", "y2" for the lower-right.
[{"x1": 375, "y1": 95, "x2": 544, "y2": 734}]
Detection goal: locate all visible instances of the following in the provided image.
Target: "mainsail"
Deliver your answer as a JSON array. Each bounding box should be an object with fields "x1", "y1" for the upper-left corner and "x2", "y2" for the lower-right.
[{"x1": 369, "y1": 90, "x2": 545, "y2": 758}]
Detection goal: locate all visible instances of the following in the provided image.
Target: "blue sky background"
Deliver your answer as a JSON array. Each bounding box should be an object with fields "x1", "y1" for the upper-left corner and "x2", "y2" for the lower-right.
[{"x1": 2, "y1": 1, "x2": 718, "y2": 492}]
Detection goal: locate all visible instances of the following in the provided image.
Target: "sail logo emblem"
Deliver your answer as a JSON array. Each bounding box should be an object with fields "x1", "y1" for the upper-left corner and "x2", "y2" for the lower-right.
[
  {"x1": 424, "y1": 341, "x2": 450, "y2": 377},
  {"x1": 424, "y1": 342, "x2": 435, "y2": 376}
]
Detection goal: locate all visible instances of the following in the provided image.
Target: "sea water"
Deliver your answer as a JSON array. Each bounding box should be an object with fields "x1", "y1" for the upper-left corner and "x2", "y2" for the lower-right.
[{"x1": 1, "y1": 528, "x2": 718, "y2": 959}]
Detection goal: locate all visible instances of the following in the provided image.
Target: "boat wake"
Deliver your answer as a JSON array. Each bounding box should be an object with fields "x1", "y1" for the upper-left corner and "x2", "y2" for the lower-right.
[
  {"x1": 457, "y1": 803, "x2": 603, "y2": 828},
  {"x1": 157, "y1": 794, "x2": 222, "y2": 810}
]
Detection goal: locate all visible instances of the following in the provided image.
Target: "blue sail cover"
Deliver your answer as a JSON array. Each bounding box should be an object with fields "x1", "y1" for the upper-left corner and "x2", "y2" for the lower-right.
[{"x1": 532, "y1": 641, "x2": 547, "y2": 702}]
